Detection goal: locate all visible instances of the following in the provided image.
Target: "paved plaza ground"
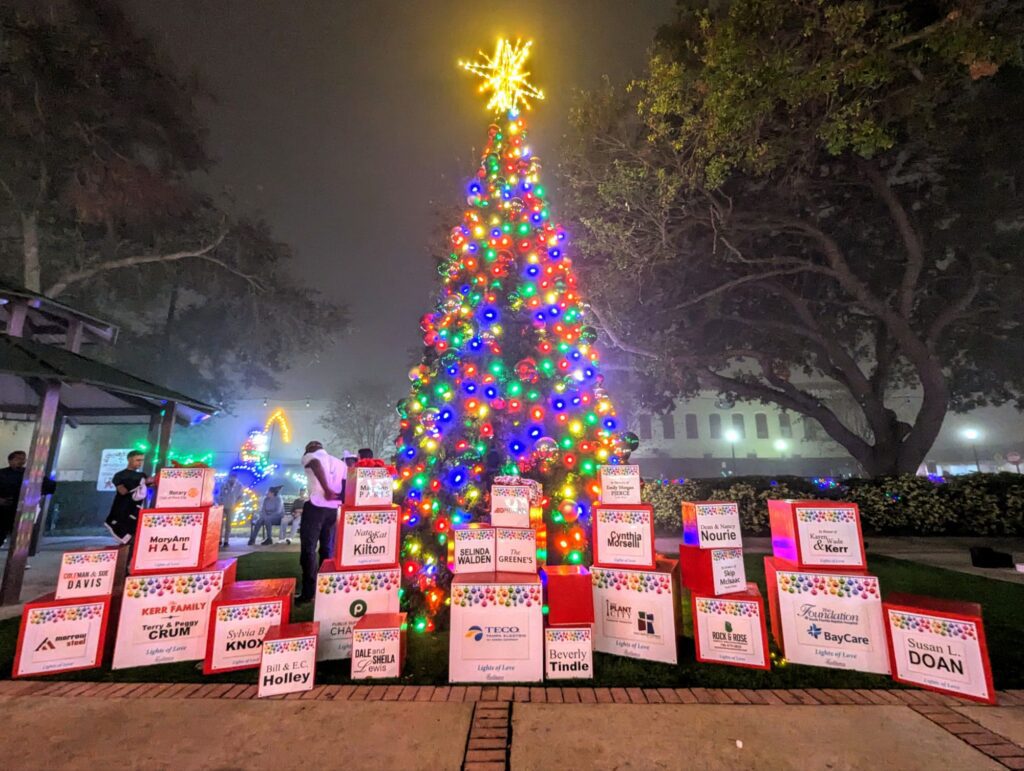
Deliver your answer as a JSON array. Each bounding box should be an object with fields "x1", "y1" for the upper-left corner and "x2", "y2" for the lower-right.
[{"x1": 0, "y1": 680, "x2": 1021, "y2": 770}]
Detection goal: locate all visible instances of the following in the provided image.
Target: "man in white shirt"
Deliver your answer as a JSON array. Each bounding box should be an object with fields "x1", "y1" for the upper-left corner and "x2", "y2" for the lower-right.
[{"x1": 297, "y1": 440, "x2": 344, "y2": 602}]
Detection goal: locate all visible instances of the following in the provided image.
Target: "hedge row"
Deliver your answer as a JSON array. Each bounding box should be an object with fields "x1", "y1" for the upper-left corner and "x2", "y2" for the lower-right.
[{"x1": 641, "y1": 473, "x2": 1024, "y2": 537}]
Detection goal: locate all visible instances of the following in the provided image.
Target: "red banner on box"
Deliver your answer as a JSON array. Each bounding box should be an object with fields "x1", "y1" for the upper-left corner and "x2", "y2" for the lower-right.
[
  {"x1": 130, "y1": 506, "x2": 223, "y2": 575},
  {"x1": 884, "y1": 593, "x2": 995, "y2": 704},
  {"x1": 543, "y1": 565, "x2": 594, "y2": 626}
]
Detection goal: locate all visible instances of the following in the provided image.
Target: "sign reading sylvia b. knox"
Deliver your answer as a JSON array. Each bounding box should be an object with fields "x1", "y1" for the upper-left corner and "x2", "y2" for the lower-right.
[
  {"x1": 337, "y1": 506, "x2": 399, "y2": 569},
  {"x1": 592, "y1": 505, "x2": 655, "y2": 569},
  {"x1": 598, "y1": 465, "x2": 641, "y2": 504},
  {"x1": 206, "y1": 601, "x2": 285, "y2": 674}
]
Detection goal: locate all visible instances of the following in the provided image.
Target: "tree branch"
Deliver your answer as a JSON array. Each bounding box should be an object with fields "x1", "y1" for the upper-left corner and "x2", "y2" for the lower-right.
[
  {"x1": 586, "y1": 303, "x2": 660, "y2": 359},
  {"x1": 45, "y1": 229, "x2": 229, "y2": 298}
]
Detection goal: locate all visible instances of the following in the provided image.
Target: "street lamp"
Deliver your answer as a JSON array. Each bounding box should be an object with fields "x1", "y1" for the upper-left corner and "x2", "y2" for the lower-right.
[
  {"x1": 724, "y1": 428, "x2": 739, "y2": 474},
  {"x1": 774, "y1": 439, "x2": 788, "y2": 457},
  {"x1": 961, "y1": 427, "x2": 981, "y2": 473}
]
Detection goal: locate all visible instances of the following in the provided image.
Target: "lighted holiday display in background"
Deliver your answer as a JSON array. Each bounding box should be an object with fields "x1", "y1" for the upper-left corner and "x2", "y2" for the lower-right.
[{"x1": 394, "y1": 39, "x2": 637, "y2": 633}]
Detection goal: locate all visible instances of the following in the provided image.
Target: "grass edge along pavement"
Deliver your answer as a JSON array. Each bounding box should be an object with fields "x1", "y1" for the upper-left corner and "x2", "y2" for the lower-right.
[{"x1": 1, "y1": 551, "x2": 1021, "y2": 690}]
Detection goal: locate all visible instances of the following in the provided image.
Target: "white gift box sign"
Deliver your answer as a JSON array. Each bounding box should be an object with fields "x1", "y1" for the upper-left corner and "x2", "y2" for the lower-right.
[
  {"x1": 591, "y1": 564, "x2": 678, "y2": 664},
  {"x1": 313, "y1": 563, "x2": 400, "y2": 660},
  {"x1": 155, "y1": 467, "x2": 216, "y2": 508},
  {"x1": 351, "y1": 613, "x2": 406, "y2": 680},
  {"x1": 55, "y1": 548, "x2": 123, "y2": 600},
  {"x1": 711, "y1": 548, "x2": 747, "y2": 595},
  {"x1": 683, "y1": 502, "x2": 742, "y2": 549},
  {"x1": 692, "y1": 589, "x2": 770, "y2": 670},
  {"x1": 258, "y1": 624, "x2": 318, "y2": 698},
  {"x1": 599, "y1": 465, "x2": 641, "y2": 505},
  {"x1": 494, "y1": 527, "x2": 537, "y2": 574},
  {"x1": 452, "y1": 527, "x2": 496, "y2": 574},
  {"x1": 544, "y1": 626, "x2": 594, "y2": 680},
  {"x1": 490, "y1": 485, "x2": 532, "y2": 528},
  {"x1": 449, "y1": 573, "x2": 543, "y2": 683},
  {"x1": 347, "y1": 468, "x2": 393, "y2": 506}
]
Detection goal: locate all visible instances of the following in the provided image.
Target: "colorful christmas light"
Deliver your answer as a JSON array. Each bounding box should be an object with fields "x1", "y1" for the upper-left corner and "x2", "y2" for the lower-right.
[{"x1": 395, "y1": 40, "x2": 631, "y2": 632}]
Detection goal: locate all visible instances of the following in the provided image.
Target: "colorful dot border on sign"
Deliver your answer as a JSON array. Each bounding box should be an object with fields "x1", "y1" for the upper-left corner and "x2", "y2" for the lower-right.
[
  {"x1": 144, "y1": 512, "x2": 205, "y2": 528},
  {"x1": 263, "y1": 637, "x2": 316, "y2": 654},
  {"x1": 29, "y1": 603, "x2": 105, "y2": 624},
  {"x1": 591, "y1": 567, "x2": 672, "y2": 594},
  {"x1": 712, "y1": 548, "x2": 743, "y2": 562},
  {"x1": 63, "y1": 551, "x2": 117, "y2": 566},
  {"x1": 599, "y1": 465, "x2": 638, "y2": 478},
  {"x1": 456, "y1": 529, "x2": 494, "y2": 542},
  {"x1": 216, "y1": 602, "x2": 282, "y2": 622},
  {"x1": 596, "y1": 508, "x2": 649, "y2": 525},
  {"x1": 495, "y1": 528, "x2": 535, "y2": 541},
  {"x1": 696, "y1": 598, "x2": 760, "y2": 617},
  {"x1": 695, "y1": 503, "x2": 739, "y2": 518},
  {"x1": 776, "y1": 571, "x2": 878, "y2": 600},
  {"x1": 545, "y1": 628, "x2": 591, "y2": 642},
  {"x1": 161, "y1": 468, "x2": 207, "y2": 479},
  {"x1": 345, "y1": 509, "x2": 397, "y2": 526},
  {"x1": 451, "y1": 584, "x2": 543, "y2": 608},
  {"x1": 795, "y1": 507, "x2": 857, "y2": 523},
  {"x1": 353, "y1": 629, "x2": 401, "y2": 643},
  {"x1": 125, "y1": 572, "x2": 224, "y2": 598},
  {"x1": 889, "y1": 610, "x2": 978, "y2": 640},
  {"x1": 316, "y1": 569, "x2": 400, "y2": 595}
]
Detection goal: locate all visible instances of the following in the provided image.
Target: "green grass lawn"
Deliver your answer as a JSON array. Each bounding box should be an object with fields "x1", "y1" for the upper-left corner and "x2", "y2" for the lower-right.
[{"x1": 2, "y1": 552, "x2": 1021, "y2": 689}]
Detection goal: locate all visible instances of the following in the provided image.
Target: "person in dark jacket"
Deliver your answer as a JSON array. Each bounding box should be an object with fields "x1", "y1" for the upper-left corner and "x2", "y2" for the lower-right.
[{"x1": 104, "y1": 451, "x2": 149, "y2": 546}]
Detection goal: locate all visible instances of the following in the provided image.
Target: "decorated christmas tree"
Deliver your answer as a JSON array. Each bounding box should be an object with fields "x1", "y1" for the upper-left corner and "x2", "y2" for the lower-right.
[{"x1": 395, "y1": 39, "x2": 636, "y2": 633}]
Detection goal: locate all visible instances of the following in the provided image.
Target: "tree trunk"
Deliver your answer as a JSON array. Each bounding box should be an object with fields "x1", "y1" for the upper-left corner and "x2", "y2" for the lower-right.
[{"x1": 22, "y1": 212, "x2": 40, "y2": 293}]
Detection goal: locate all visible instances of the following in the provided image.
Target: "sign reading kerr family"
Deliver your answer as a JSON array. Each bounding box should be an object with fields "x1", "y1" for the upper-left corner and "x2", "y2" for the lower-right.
[
  {"x1": 338, "y1": 507, "x2": 399, "y2": 569},
  {"x1": 591, "y1": 566, "x2": 678, "y2": 664},
  {"x1": 55, "y1": 548, "x2": 123, "y2": 600},
  {"x1": 449, "y1": 575, "x2": 543, "y2": 683},
  {"x1": 598, "y1": 465, "x2": 641, "y2": 504},
  {"x1": 14, "y1": 598, "x2": 111, "y2": 677},
  {"x1": 768, "y1": 561, "x2": 889, "y2": 674},
  {"x1": 884, "y1": 594, "x2": 995, "y2": 704},
  {"x1": 112, "y1": 561, "x2": 236, "y2": 669},
  {"x1": 592, "y1": 506, "x2": 655, "y2": 569}
]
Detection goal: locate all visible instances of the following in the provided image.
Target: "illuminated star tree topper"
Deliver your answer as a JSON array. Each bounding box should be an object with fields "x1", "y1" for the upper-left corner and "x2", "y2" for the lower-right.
[{"x1": 459, "y1": 38, "x2": 544, "y2": 114}]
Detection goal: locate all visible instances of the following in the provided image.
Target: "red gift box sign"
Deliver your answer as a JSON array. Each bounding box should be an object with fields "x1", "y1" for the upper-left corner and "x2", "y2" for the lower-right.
[
  {"x1": 337, "y1": 505, "x2": 400, "y2": 570},
  {"x1": 13, "y1": 594, "x2": 113, "y2": 678},
  {"x1": 884, "y1": 593, "x2": 995, "y2": 704},
  {"x1": 592, "y1": 505, "x2": 656, "y2": 570},
  {"x1": 345, "y1": 467, "x2": 394, "y2": 507},
  {"x1": 154, "y1": 466, "x2": 216, "y2": 508},
  {"x1": 543, "y1": 565, "x2": 594, "y2": 626},
  {"x1": 679, "y1": 545, "x2": 747, "y2": 595},
  {"x1": 130, "y1": 506, "x2": 224, "y2": 575},
  {"x1": 204, "y1": 578, "x2": 295, "y2": 675},
  {"x1": 768, "y1": 500, "x2": 866, "y2": 570},
  {"x1": 352, "y1": 612, "x2": 407, "y2": 680},
  {"x1": 692, "y1": 583, "x2": 770, "y2": 671}
]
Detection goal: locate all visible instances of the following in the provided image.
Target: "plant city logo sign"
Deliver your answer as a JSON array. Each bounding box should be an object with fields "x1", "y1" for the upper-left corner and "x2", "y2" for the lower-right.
[{"x1": 604, "y1": 600, "x2": 661, "y2": 642}]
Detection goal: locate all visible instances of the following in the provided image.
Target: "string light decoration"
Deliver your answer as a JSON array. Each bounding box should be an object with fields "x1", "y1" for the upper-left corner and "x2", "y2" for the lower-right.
[
  {"x1": 395, "y1": 39, "x2": 635, "y2": 633},
  {"x1": 459, "y1": 38, "x2": 544, "y2": 114}
]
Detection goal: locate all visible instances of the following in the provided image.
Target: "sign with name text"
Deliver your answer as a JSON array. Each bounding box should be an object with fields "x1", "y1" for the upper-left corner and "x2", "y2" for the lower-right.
[
  {"x1": 258, "y1": 623, "x2": 318, "y2": 698},
  {"x1": 55, "y1": 547, "x2": 125, "y2": 600},
  {"x1": 345, "y1": 467, "x2": 393, "y2": 507},
  {"x1": 768, "y1": 500, "x2": 866, "y2": 570},
  {"x1": 451, "y1": 527, "x2": 496, "y2": 574},
  {"x1": 592, "y1": 505, "x2": 655, "y2": 569},
  {"x1": 884, "y1": 594, "x2": 995, "y2": 704},
  {"x1": 337, "y1": 506, "x2": 400, "y2": 569},
  {"x1": 351, "y1": 613, "x2": 406, "y2": 680},
  {"x1": 682, "y1": 501, "x2": 742, "y2": 549},
  {"x1": 495, "y1": 527, "x2": 538, "y2": 574},
  {"x1": 544, "y1": 626, "x2": 593, "y2": 680},
  {"x1": 131, "y1": 507, "x2": 223, "y2": 574},
  {"x1": 112, "y1": 560, "x2": 237, "y2": 669},
  {"x1": 599, "y1": 465, "x2": 641, "y2": 505}
]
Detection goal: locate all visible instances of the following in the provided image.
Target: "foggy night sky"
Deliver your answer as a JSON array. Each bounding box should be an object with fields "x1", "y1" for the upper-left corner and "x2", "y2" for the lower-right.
[{"x1": 119, "y1": 0, "x2": 676, "y2": 400}]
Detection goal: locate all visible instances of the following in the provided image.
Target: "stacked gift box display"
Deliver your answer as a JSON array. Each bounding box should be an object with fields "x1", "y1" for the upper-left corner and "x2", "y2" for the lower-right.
[
  {"x1": 111, "y1": 467, "x2": 239, "y2": 670},
  {"x1": 448, "y1": 477, "x2": 545, "y2": 683},
  {"x1": 678, "y1": 501, "x2": 770, "y2": 670},
  {"x1": 589, "y1": 466, "x2": 681, "y2": 665},
  {"x1": 763, "y1": 500, "x2": 890, "y2": 675},
  {"x1": 13, "y1": 544, "x2": 129, "y2": 677},
  {"x1": 308, "y1": 462, "x2": 403, "y2": 678}
]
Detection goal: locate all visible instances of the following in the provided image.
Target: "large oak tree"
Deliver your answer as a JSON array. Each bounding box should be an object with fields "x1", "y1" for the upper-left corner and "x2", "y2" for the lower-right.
[{"x1": 561, "y1": 0, "x2": 1024, "y2": 475}]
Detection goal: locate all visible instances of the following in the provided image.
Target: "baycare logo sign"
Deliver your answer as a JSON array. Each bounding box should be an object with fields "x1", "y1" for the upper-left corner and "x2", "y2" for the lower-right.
[{"x1": 796, "y1": 603, "x2": 872, "y2": 649}]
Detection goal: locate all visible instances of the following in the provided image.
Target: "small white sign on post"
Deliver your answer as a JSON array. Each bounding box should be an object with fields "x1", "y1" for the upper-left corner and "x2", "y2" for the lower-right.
[
  {"x1": 599, "y1": 465, "x2": 641, "y2": 504},
  {"x1": 96, "y1": 449, "x2": 131, "y2": 492}
]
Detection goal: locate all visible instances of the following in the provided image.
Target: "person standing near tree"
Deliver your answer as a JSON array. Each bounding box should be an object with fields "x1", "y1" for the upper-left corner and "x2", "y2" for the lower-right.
[
  {"x1": 297, "y1": 441, "x2": 344, "y2": 603},
  {"x1": 0, "y1": 451, "x2": 27, "y2": 548},
  {"x1": 104, "y1": 451, "x2": 149, "y2": 547},
  {"x1": 217, "y1": 473, "x2": 244, "y2": 548}
]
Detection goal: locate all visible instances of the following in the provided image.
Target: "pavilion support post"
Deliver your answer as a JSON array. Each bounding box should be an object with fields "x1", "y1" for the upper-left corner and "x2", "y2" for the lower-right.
[
  {"x1": 155, "y1": 401, "x2": 177, "y2": 474},
  {"x1": 28, "y1": 408, "x2": 65, "y2": 556},
  {"x1": 5, "y1": 301, "x2": 28, "y2": 337},
  {"x1": 1, "y1": 381, "x2": 61, "y2": 605},
  {"x1": 145, "y1": 411, "x2": 163, "y2": 477}
]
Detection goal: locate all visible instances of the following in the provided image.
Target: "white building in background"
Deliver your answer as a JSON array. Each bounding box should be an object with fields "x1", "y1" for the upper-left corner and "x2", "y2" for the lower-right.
[{"x1": 630, "y1": 388, "x2": 1024, "y2": 479}]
